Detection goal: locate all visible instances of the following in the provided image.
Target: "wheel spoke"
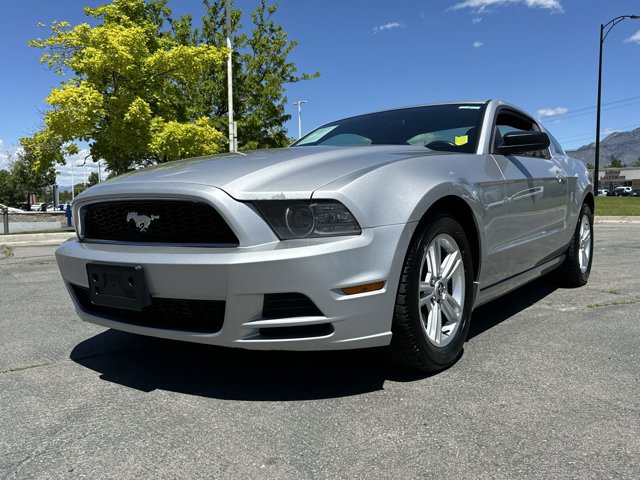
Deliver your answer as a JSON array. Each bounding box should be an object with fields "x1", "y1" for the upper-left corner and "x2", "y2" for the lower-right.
[
  {"x1": 581, "y1": 250, "x2": 589, "y2": 269},
  {"x1": 419, "y1": 282, "x2": 434, "y2": 307},
  {"x1": 441, "y1": 251, "x2": 461, "y2": 282},
  {"x1": 419, "y1": 281, "x2": 434, "y2": 294},
  {"x1": 442, "y1": 294, "x2": 462, "y2": 322},
  {"x1": 426, "y1": 240, "x2": 441, "y2": 277},
  {"x1": 427, "y1": 302, "x2": 442, "y2": 344},
  {"x1": 419, "y1": 295, "x2": 433, "y2": 307},
  {"x1": 581, "y1": 228, "x2": 590, "y2": 243}
]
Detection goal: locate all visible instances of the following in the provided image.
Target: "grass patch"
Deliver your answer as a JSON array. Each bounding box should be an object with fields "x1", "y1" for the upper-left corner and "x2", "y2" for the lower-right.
[
  {"x1": 2, "y1": 245, "x2": 14, "y2": 257},
  {"x1": 595, "y1": 197, "x2": 640, "y2": 216},
  {"x1": 588, "y1": 298, "x2": 640, "y2": 309}
]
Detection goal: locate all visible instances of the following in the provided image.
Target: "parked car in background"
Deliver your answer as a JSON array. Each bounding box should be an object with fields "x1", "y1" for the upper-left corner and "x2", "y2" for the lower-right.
[
  {"x1": 613, "y1": 186, "x2": 633, "y2": 196},
  {"x1": 632, "y1": 189, "x2": 640, "y2": 197},
  {"x1": 56, "y1": 100, "x2": 594, "y2": 372},
  {"x1": 598, "y1": 189, "x2": 609, "y2": 196}
]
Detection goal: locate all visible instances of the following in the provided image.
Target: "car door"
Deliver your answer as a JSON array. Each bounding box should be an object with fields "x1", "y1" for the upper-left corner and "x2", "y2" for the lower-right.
[{"x1": 490, "y1": 108, "x2": 568, "y2": 278}]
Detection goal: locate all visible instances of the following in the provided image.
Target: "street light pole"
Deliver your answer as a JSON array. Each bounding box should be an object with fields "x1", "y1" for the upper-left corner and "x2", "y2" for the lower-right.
[
  {"x1": 226, "y1": 0, "x2": 236, "y2": 153},
  {"x1": 595, "y1": 14, "x2": 639, "y2": 195},
  {"x1": 293, "y1": 100, "x2": 307, "y2": 139}
]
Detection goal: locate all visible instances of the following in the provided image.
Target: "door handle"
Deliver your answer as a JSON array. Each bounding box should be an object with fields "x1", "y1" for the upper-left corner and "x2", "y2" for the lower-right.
[{"x1": 555, "y1": 172, "x2": 567, "y2": 184}]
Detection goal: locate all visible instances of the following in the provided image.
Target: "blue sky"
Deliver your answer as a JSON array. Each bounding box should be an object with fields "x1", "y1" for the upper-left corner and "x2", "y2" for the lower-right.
[{"x1": 1, "y1": 0, "x2": 639, "y2": 184}]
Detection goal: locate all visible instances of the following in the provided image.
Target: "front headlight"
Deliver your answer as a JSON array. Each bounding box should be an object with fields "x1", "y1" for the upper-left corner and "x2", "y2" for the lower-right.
[{"x1": 254, "y1": 200, "x2": 362, "y2": 240}]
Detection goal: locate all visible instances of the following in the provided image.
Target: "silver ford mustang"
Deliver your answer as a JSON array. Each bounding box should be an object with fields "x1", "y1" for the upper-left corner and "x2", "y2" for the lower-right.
[{"x1": 56, "y1": 100, "x2": 594, "y2": 371}]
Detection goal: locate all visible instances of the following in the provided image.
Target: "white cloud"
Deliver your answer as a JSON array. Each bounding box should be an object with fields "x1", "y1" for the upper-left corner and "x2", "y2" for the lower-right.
[
  {"x1": 537, "y1": 106, "x2": 568, "y2": 118},
  {"x1": 0, "y1": 142, "x2": 108, "y2": 189},
  {"x1": 0, "y1": 139, "x2": 16, "y2": 171},
  {"x1": 372, "y1": 22, "x2": 402, "y2": 34},
  {"x1": 452, "y1": 0, "x2": 563, "y2": 13},
  {"x1": 625, "y1": 30, "x2": 640, "y2": 44},
  {"x1": 473, "y1": 41, "x2": 484, "y2": 48},
  {"x1": 53, "y1": 150, "x2": 111, "y2": 189},
  {"x1": 472, "y1": 17, "x2": 483, "y2": 24}
]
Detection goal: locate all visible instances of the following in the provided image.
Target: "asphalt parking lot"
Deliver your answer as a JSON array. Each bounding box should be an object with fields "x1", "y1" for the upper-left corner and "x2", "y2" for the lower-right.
[{"x1": 1, "y1": 223, "x2": 639, "y2": 479}]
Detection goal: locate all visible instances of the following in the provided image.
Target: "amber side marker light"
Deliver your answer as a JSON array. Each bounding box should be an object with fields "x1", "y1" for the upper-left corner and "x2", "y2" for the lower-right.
[{"x1": 341, "y1": 281, "x2": 385, "y2": 296}]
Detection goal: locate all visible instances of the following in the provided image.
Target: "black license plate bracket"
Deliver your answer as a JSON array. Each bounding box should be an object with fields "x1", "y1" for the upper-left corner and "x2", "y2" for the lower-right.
[{"x1": 86, "y1": 263, "x2": 151, "y2": 311}]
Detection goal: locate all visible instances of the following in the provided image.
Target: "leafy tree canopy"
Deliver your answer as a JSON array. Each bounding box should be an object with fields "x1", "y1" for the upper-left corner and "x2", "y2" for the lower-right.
[
  {"x1": 0, "y1": 140, "x2": 57, "y2": 206},
  {"x1": 171, "y1": 0, "x2": 319, "y2": 150},
  {"x1": 27, "y1": 0, "x2": 316, "y2": 176},
  {"x1": 0, "y1": 170, "x2": 23, "y2": 207},
  {"x1": 606, "y1": 155, "x2": 623, "y2": 168},
  {"x1": 87, "y1": 171, "x2": 100, "y2": 187}
]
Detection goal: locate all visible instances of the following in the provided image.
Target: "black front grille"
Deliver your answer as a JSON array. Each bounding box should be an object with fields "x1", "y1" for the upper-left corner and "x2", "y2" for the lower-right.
[
  {"x1": 71, "y1": 284, "x2": 225, "y2": 334},
  {"x1": 82, "y1": 200, "x2": 239, "y2": 245}
]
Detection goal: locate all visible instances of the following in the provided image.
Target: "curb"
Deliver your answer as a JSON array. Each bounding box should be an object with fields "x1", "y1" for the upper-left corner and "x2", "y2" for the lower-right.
[{"x1": 594, "y1": 216, "x2": 640, "y2": 224}]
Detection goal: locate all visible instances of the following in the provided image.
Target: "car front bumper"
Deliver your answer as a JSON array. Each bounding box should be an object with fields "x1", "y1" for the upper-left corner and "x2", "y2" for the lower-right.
[{"x1": 56, "y1": 222, "x2": 412, "y2": 350}]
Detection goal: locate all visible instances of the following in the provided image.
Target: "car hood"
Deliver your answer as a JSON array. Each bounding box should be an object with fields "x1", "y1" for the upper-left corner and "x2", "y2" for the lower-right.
[{"x1": 87, "y1": 146, "x2": 447, "y2": 200}]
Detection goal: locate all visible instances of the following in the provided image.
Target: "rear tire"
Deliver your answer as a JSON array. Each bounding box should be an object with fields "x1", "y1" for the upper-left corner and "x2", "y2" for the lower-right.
[
  {"x1": 390, "y1": 215, "x2": 474, "y2": 372},
  {"x1": 552, "y1": 203, "x2": 593, "y2": 287}
]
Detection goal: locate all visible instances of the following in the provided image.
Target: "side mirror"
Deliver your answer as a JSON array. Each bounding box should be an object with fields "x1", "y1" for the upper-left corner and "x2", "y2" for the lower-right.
[{"x1": 497, "y1": 130, "x2": 550, "y2": 155}]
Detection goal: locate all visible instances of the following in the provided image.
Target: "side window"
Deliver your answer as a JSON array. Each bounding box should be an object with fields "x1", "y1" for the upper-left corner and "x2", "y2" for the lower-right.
[{"x1": 493, "y1": 110, "x2": 550, "y2": 158}]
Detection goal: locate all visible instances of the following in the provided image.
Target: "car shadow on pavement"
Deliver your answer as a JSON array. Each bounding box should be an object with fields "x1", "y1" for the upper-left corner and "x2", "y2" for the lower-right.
[
  {"x1": 70, "y1": 335, "x2": 418, "y2": 400},
  {"x1": 467, "y1": 277, "x2": 558, "y2": 340},
  {"x1": 69, "y1": 277, "x2": 558, "y2": 401}
]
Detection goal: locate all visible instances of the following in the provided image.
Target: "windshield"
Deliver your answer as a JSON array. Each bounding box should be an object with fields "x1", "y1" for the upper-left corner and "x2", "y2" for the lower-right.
[{"x1": 292, "y1": 103, "x2": 487, "y2": 153}]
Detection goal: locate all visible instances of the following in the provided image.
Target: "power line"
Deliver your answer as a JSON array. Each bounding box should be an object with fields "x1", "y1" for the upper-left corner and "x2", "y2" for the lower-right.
[
  {"x1": 560, "y1": 95, "x2": 640, "y2": 115},
  {"x1": 541, "y1": 97, "x2": 640, "y2": 123},
  {"x1": 558, "y1": 122, "x2": 640, "y2": 143}
]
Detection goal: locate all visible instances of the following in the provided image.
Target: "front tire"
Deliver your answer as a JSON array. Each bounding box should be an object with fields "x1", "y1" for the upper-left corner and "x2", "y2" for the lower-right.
[{"x1": 390, "y1": 215, "x2": 474, "y2": 372}]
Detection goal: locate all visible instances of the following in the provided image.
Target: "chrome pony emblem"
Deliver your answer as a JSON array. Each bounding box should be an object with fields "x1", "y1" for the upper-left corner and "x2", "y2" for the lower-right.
[{"x1": 126, "y1": 212, "x2": 159, "y2": 232}]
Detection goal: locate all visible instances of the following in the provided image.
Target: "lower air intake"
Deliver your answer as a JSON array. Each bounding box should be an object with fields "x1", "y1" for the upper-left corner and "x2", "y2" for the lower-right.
[
  {"x1": 71, "y1": 284, "x2": 224, "y2": 334},
  {"x1": 262, "y1": 293, "x2": 324, "y2": 319}
]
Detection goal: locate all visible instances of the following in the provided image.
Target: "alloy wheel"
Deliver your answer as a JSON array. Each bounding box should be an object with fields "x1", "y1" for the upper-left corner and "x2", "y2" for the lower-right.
[{"x1": 418, "y1": 233, "x2": 466, "y2": 347}]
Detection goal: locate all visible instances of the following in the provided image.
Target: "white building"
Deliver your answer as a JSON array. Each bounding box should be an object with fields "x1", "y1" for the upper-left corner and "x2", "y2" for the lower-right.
[{"x1": 595, "y1": 167, "x2": 640, "y2": 190}]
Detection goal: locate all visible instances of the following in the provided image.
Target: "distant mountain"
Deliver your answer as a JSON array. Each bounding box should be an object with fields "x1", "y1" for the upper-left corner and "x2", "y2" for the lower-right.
[{"x1": 566, "y1": 128, "x2": 640, "y2": 167}]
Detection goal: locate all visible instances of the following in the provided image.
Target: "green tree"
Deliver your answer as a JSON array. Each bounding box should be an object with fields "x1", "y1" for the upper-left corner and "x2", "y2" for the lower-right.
[
  {"x1": 27, "y1": 0, "x2": 318, "y2": 176},
  {"x1": 633, "y1": 156, "x2": 640, "y2": 167},
  {"x1": 0, "y1": 169, "x2": 24, "y2": 206},
  {"x1": 59, "y1": 189, "x2": 73, "y2": 203},
  {"x1": 87, "y1": 171, "x2": 100, "y2": 187},
  {"x1": 586, "y1": 162, "x2": 595, "y2": 170},
  {"x1": 28, "y1": 0, "x2": 228, "y2": 175},
  {"x1": 170, "y1": 0, "x2": 319, "y2": 150},
  {"x1": 606, "y1": 155, "x2": 623, "y2": 168},
  {"x1": 74, "y1": 183, "x2": 89, "y2": 196},
  {"x1": 10, "y1": 140, "x2": 57, "y2": 207}
]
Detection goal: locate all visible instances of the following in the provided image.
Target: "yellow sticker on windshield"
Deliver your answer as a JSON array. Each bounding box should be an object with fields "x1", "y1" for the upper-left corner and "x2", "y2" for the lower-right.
[{"x1": 455, "y1": 135, "x2": 468, "y2": 146}]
